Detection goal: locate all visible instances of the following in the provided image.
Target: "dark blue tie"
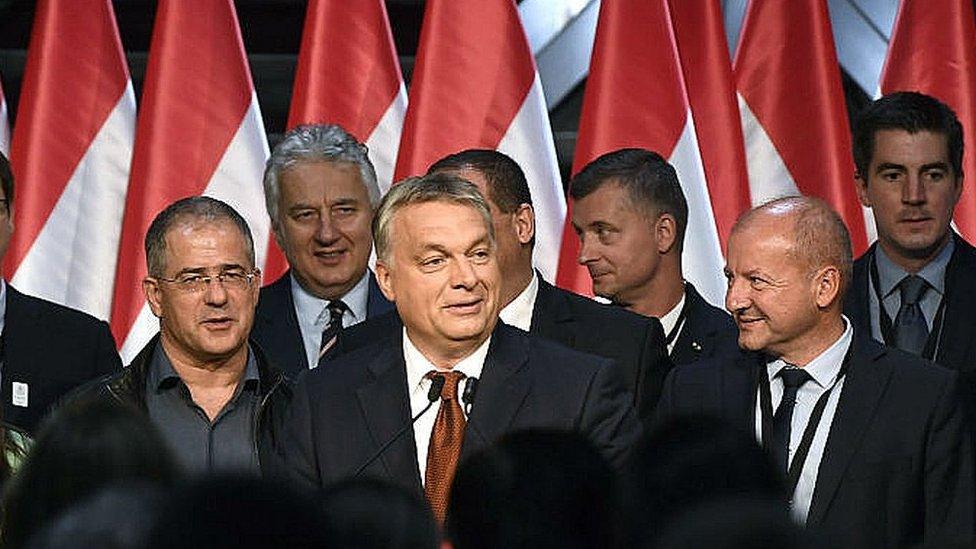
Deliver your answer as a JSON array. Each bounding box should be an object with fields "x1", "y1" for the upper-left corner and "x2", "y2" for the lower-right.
[
  {"x1": 771, "y1": 367, "x2": 812, "y2": 475},
  {"x1": 317, "y1": 299, "x2": 348, "y2": 367},
  {"x1": 893, "y1": 275, "x2": 929, "y2": 355}
]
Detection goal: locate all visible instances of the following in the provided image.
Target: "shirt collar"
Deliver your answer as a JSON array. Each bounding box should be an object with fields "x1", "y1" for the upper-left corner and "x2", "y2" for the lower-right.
[
  {"x1": 499, "y1": 271, "x2": 539, "y2": 331},
  {"x1": 149, "y1": 341, "x2": 260, "y2": 392},
  {"x1": 0, "y1": 279, "x2": 7, "y2": 336},
  {"x1": 875, "y1": 235, "x2": 954, "y2": 297},
  {"x1": 403, "y1": 327, "x2": 490, "y2": 393},
  {"x1": 290, "y1": 270, "x2": 371, "y2": 327},
  {"x1": 659, "y1": 283, "x2": 687, "y2": 337},
  {"x1": 766, "y1": 316, "x2": 853, "y2": 389}
]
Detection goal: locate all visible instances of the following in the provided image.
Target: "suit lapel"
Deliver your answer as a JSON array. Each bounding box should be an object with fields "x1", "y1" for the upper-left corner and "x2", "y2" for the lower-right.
[
  {"x1": 845, "y1": 246, "x2": 874, "y2": 338},
  {"x1": 721, "y1": 352, "x2": 763, "y2": 435},
  {"x1": 462, "y1": 326, "x2": 531, "y2": 460},
  {"x1": 355, "y1": 333, "x2": 422, "y2": 493},
  {"x1": 256, "y1": 273, "x2": 308, "y2": 372},
  {"x1": 530, "y1": 278, "x2": 576, "y2": 348},
  {"x1": 806, "y1": 337, "x2": 891, "y2": 527},
  {"x1": 936, "y1": 235, "x2": 976, "y2": 370},
  {"x1": 671, "y1": 284, "x2": 708, "y2": 364}
]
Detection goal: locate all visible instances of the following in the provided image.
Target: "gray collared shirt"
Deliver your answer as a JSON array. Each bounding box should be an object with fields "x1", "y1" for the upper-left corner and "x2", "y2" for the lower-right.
[
  {"x1": 869, "y1": 237, "x2": 954, "y2": 343},
  {"x1": 291, "y1": 270, "x2": 370, "y2": 369},
  {"x1": 146, "y1": 343, "x2": 261, "y2": 475}
]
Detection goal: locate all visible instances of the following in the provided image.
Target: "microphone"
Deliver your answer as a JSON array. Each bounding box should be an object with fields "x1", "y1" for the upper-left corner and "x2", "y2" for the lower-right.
[
  {"x1": 352, "y1": 374, "x2": 446, "y2": 478},
  {"x1": 462, "y1": 377, "x2": 479, "y2": 415}
]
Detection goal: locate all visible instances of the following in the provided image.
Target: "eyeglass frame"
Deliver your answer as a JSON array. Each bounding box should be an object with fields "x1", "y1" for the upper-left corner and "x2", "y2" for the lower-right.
[{"x1": 150, "y1": 267, "x2": 262, "y2": 293}]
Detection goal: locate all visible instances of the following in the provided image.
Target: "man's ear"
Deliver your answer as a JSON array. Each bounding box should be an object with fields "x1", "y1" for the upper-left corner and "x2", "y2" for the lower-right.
[
  {"x1": 813, "y1": 265, "x2": 842, "y2": 309},
  {"x1": 374, "y1": 261, "x2": 396, "y2": 302},
  {"x1": 143, "y1": 278, "x2": 164, "y2": 318},
  {"x1": 854, "y1": 172, "x2": 872, "y2": 208},
  {"x1": 655, "y1": 213, "x2": 678, "y2": 254},
  {"x1": 512, "y1": 204, "x2": 535, "y2": 245}
]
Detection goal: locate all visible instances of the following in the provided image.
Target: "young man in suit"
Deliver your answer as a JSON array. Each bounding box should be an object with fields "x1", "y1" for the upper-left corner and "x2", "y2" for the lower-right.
[
  {"x1": 252, "y1": 125, "x2": 393, "y2": 376},
  {"x1": 276, "y1": 174, "x2": 641, "y2": 522},
  {"x1": 658, "y1": 197, "x2": 974, "y2": 546},
  {"x1": 0, "y1": 152, "x2": 121, "y2": 433},
  {"x1": 570, "y1": 148, "x2": 738, "y2": 365},
  {"x1": 425, "y1": 149, "x2": 671, "y2": 422},
  {"x1": 845, "y1": 92, "x2": 976, "y2": 415}
]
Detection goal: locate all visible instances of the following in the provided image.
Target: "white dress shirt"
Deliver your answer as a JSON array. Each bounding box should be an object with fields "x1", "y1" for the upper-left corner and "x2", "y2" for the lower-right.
[
  {"x1": 290, "y1": 271, "x2": 370, "y2": 369},
  {"x1": 754, "y1": 316, "x2": 853, "y2": 524},
  {"x1": 404, "y1": 328, "x2": 490, "y2": 484},
  {"x1": 659, "y1": 289, "x2": 687, "y2": 354},
  {"x1": 499, "y1": 271, "x2": 539, "y2": 332}
]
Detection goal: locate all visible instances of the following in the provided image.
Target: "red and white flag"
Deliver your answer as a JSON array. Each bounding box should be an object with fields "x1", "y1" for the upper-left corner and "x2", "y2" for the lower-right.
[
  {"x1": 734, "y1": 0, "x2": 869, "y2": 253},
  {"x1": 394, "y1": 0, "x2": 565, "y2": 282},
  {"x1": 669, "y1": 0, "x2": 750, "y2": 250},
  {"x1": 263, "y1": 0, "x2": 407, "y2": 281},
  {"x1": 0, "y1": 80, "x2": 9, "y2": 155},
  {"x1": 110, "y1": 0, "x2": 271, "y2": 362},
  {"x1": 881, "y1": 0, "x2": 976, "y2": 241},
  {"x1": 4, "y1": 0, "x2": 135, "y2": 322},
  {"x1": 556, "y1": 0, "x2": 727, "y2": 305}
]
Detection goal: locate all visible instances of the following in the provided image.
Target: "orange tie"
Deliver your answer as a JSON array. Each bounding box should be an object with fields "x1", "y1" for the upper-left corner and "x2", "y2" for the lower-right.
[{"x1": 424, "y1": 370, "x2": 466, "y2": 523}]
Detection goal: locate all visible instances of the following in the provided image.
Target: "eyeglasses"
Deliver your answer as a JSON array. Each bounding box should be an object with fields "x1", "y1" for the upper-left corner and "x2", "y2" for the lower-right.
[{"x1": 155, "y1": 269, "x2": 260, "y2": 293}]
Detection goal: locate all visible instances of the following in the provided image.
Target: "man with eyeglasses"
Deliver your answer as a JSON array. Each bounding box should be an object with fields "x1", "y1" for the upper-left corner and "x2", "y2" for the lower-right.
[
  {"x1": 0, "y1": 152, "x2": 122, "y2": 434},
  {"x1": 80, "y1": 196, "x2": 290, "y2": 476}
]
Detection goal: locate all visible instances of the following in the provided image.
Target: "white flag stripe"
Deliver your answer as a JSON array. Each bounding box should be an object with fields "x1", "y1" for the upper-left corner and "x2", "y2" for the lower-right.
[
  {"x1": 365, "y1": 83, "x2": 407, "y2": 194},
  {"x1": 496, "y1": 73, "x2": 566, "y2": 283},
  {"x1": 669, "y1": 110, "x2": 726, "y2": 308},
  {"x1": 0, "y1": 97, "x2": 8, "y2": 156},
  {"x1": 119, "y1": 94, "x2": 270, "y2": 362},
  {"x1": 737, "y1": 94, "x2": 802, "y2": 207},
  {"x1": 10, "y1": 84, "x2": 136, "y2": 320}
]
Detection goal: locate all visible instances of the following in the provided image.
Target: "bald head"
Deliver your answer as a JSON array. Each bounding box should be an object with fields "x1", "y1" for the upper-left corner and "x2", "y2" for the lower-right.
[{"x1": 733, "y1": 196, "x2": 853, "y2": 297}]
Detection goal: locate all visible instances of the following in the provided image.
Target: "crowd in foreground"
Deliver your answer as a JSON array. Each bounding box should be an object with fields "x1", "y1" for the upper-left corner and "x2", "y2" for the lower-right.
[{"x1": 0, "y1": 91, "x2": 971, "y2": 548}]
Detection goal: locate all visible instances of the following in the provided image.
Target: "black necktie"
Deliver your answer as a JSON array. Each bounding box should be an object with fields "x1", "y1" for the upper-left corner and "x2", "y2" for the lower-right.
[
  {"x1": 771, "y1": 367, "x2": 812, "y2": 476},
  {"x1": 317, "y1": 299, "x2": 348, "y2": 366},
  {"x1": 893, "y1": 275, "x2": 929, "y2": 355}
]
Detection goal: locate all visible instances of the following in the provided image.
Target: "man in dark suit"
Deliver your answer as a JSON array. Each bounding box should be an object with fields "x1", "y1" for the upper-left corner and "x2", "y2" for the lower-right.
[
  {"x1": 658, "y1": 197, "x2": 974, "y2": 547},
  {"x1": 252, "y1": 125, "x2": 393, "y2": 376},
  {"x1": 277, "y1": 174, "x2": 641, "y2": 522},
  {"x1": 0, "y1": 152, "x2": 121, "y2": 434},
  {"x1": 845, "y1": 92, "x2": 976, "y2": 413},
  {"x1": 423, "y1": 149, "x2": 669, "y2": 422},
  {"x1": 569, "y1": 148, "x2": 738, "y2": 365}
]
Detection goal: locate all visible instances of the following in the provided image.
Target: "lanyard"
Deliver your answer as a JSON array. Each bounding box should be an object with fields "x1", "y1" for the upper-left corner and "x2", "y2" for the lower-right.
[
  {"x1": 758, "y1": 345, "x2": 852, "y2": 498},
  {"x1": 664, "y1": 299, "x2": 689, "y2": 347},
  {"x1": 868, "y1": 255, "x2": 946, "y2": 361}
]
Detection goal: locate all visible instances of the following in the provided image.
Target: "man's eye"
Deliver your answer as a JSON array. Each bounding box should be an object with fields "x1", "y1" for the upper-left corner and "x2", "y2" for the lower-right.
[
  {"x1": 470, "y1": 250, "x2": 491, "y2": 263},
  {"x1": 925, "y1": 170, "x2": 946, "y2": 182},
  {"x1": 179, "y1": 274, "x2": 205, "y2": 285},
  {"x1": 881, "y1": 171, "x2": 902, "y2": 182},
  {"x1": 422, "y1": 257, "x2": 445, "y2": 267},
  {"x1": 293, "y1": 210, "x2": 316, "y2": 220}
]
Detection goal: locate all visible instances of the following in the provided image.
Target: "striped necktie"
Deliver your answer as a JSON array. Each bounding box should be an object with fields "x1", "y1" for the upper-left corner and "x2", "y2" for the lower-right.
[{"x1": 317, "y1": 299, "x2": 348, "y2": 366}]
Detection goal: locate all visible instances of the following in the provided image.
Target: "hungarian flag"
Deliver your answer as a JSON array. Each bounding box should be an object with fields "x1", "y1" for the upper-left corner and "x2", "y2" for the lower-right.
[
  {"x1": 0, "y1": 80, "x2": 8, "y2": 155},
  {"x1": 110, "y1": 0, "x2": 271, "y2": 362},
  {"x1": 263, "y1": 0, "x2": 407, "y2": 281},
  {"x1": 556, "y1": 0, "x2": 727, "y2": 306},
  {"x1": 880, "y1": 0, "x2": 976, "y2": 241},
  {"x1": 5, "y1": 0, "x2": 135, "y2": 322},
  {"x1": 394, "y1": 0, "x2": 565, "y2": 282},
  {"x1": 734, "y1": 0, "x2": 869, "y2": 252}
]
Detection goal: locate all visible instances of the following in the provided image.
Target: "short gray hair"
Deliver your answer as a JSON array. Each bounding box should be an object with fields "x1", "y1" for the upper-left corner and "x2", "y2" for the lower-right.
[
  {"x1": 263, "y1": 124, "x2": 380, "y2": 227},
  {"x1": 373, "y1": 174, "x2": 495, "y2": 263},
  {"x1": 145, "y1": 196, "x2": 255, "y2": 277}
]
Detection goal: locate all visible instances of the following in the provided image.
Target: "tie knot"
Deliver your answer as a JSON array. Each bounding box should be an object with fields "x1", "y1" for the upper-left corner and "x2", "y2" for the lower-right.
[
  {"x1": 428, "y1": 371, "x2": 465, "y2": 400},
  {"x1": 326, "y1": 299, "x2": 348, "y2": 320},
  {"x1": 778, "y1": 367, "x2": 812, "y2": 390},
  {"x1": 898, "y1": 275, "x2": 928, "y2": 305}
]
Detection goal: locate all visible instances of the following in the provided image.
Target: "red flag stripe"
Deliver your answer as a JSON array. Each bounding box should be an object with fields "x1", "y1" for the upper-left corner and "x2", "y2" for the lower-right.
[
  {"x1": 880, "y1": 0, "x2": 976, "y2": 240},
  {"x1": 110, "y1": 0, "x2": 255, "y2": 344},
  {"x1": 6, "y1": 0, "x2": 129, "y2": 277}
]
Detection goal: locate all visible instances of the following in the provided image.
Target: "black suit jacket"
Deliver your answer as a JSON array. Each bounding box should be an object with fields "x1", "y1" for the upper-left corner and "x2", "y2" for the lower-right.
[
  {"x1": 251, "y1": 270, "x2": 394, "y2": 376},
  {"x1": 4, "y1": 285, "x2": 122, "y2": 433},
  {"x1": 276, "y1": 323, "x2": 642, "y2": 494},
  {"x1": 656, "y1": 335, "x2": 975, "y2": 547},
  {"x1": 670, "y1": 282, "x2": 739, "y2": 366},
  {"x1": 530, "y1": 278, "x2": 671, "y2": 423},
  {"x1": 846, "y1": 237, "x2": 976, "y2": 415}
]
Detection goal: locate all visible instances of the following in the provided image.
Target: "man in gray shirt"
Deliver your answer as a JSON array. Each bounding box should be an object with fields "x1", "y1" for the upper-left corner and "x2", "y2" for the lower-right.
[{"x1": 82, "y1": 197, "x2": 290, "y2": 475}]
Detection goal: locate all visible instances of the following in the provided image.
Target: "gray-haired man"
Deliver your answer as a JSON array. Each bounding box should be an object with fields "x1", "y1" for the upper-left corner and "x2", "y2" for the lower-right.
[{"x1": 252, "y1": 124, "x2": 394, "y2": 376}]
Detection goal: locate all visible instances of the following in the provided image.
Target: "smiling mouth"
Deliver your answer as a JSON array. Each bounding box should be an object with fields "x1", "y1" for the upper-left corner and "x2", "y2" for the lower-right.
[
  {"x1": 444, "y1": 299, "x2": 484, "y2": 314},
  {"x1": 201, "y1": 317, "x2": 234, "y2": 328}
]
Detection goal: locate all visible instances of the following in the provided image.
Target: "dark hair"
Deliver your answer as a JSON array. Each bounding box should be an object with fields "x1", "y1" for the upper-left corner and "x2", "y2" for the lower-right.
[
  {"x1": 447, "y1": 429, "x2": 620, "y2": 549},
  {"x1": 144, "y1": 196, "x2": 255, "y2": 277},
  {"x1": 852, "y1": 91, "x2": 964, "y2": 180},
  {"x1": 0, "y1": 151, "x2": 13, "y2": 209},
  {"x1": 318, "y1": 478, "x2": 438, "y2": 549},
  {"x1": 2, "y1": 399, "x2": 178, "y2": 548},
  {"x1": 147, "y1": 475, "x2": 328, "y2": 549},
  {"x1": 570, "y1": 148, "x2": 688, "y2": 249},
  {"x1": 428, "y1": 149, "x2": 532, "y2": 214},
  {"x1": 624, "y1": 415, "x2": 782, "y2": 545}
]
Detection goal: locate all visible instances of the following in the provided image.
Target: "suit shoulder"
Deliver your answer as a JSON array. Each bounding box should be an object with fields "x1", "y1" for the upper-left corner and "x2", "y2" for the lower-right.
[
  {"x1": 9, "y1": 289, "x2": 110, "y2": 332},
  {"x1": 516, "y1": 326, "x2": 615, "y2": 382},
  {"x1": 556, "y1": 286, "x2": 657, "y2": 330},
  {"x1": 300, "y1": 338, "x2": 392, "y2": 392},
  {"x1": 256, "y1": 273, "x2": 292, "y2": 311}
]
